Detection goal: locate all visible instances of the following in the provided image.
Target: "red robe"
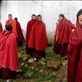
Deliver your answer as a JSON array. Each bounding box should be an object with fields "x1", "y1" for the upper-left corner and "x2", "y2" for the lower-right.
[
  {"x1": 15, "y1": 20, "x2": 24, "y2": 41},
  {"x1": 68, "y1": 23, "x2": 82, "y2": 82},
  {"x1": 54, "y1": 18, "x2": 74, "y2": 56},
  {"x1": 0, "y1": 22, "x2": 3, "y2": 33},
  {"x1": 0, "y1": 31, "x2": 18, "y2": 71},
  {"x1": 28, "y1": 21, "x2": 48, "y2": 51},
  {"x1": 5, "y1": 19, "x2": 17, "y2": 37},
  {"x1": 26, "y1": 19, "x2": 36, "y2": 44}
]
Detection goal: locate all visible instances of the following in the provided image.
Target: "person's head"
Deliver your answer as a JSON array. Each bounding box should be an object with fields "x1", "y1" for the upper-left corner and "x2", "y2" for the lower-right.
[
  {"x1": 5, "y1": 24, "x2": 12, "y2": 31},
  {"x1": 31, "y1": 14, "x2": 36, "y2": 20},
  {"x1": 8, "y1": 14, "x2": 12, "y2": 20},
  {"x1": 77, "y1": 9, "x2": 82, "y2": 26},
  {"x1": 59, "y1": 14, "x2": 64, "y2": 21},
  {"x1": 37, "y1": 15, "x2": 42, "y2": 21},
  {"x1": 14, "y1": 17, "x2": 18, "y2": 21}
]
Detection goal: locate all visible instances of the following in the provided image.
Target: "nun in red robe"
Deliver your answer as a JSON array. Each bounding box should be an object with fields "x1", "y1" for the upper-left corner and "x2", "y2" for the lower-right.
[
  {"x1": 26, "y1": 14, "x2": 36, "y2": 55},
  {"x1": 14, "y1": 17, "x2": 24, "y2": 46},
  {"x1": 5, "y1": 14, "x2": 17, "y2": 37},
  {"x1": 68, "y1": 9, "x2": 82, "y2": 82},
  {"x1": 54, "y1": 14, "x2": 75, "y2": 57},
  {"x1": 0, "y1": 24, "x2": 18, "y2": 81},
  {"x1": 28, "y1": 15, "x2": 48, "y2": 59}
]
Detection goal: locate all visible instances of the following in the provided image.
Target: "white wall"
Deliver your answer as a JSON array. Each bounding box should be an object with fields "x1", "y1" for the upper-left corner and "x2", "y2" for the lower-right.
[{"x1": 1, "y1": 1, "x2": 82, "y2": 37}]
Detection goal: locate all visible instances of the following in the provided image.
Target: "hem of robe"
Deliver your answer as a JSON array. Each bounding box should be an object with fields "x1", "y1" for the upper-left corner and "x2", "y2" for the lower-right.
[
  {"x1": 32, "y1": 50, "x2": 45, "y2": 59},
  {"x1": 26, "y1": 45, "x2": 33, "y2": 55},
  {"x1": 1, "y1": 68, "x2": 16, "y2": 79},
  {"x1": 26, "y1": 45, "x2": 46, "y2": 59},
  {"x1": 0, "y1": 65, "x2": 18, "y2": 72},
  {"x1": 54, "y1": 42, "x2": 68, "y2": 57}
]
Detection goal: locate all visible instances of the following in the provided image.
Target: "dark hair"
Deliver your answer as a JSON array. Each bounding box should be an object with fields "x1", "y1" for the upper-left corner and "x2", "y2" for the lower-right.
[
  {"x1": 5, "y1": 24, "x2": 12, "y2": 31},
  {"x1": 14, "y1": 17, "x2": 18, "y2": 21},
  {"x1": 8, "y1": 14, "x2": 12, "y2": 17},
  {"x1": 37, "y1": 14, "x2": 42, "y2": 18},
  {"x1": 77, "y1": 9, "x2": 82, "y2": 21},
  {"x1": 32, "y1": 14, "x2": 36, "y2": 17},
  {"x1": 59, "y1": 14, "x2": 64, "y2": 18}
]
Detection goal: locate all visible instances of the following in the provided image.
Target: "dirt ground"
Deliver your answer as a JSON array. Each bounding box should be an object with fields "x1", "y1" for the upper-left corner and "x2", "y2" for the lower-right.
[{"x1": 0, "y1": 40, "x2": 68, "y2": 82}]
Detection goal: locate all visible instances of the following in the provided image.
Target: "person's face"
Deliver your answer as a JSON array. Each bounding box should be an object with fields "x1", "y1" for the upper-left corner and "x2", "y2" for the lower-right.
[
  {"x1": 31, "y1": 16, "x2": 36, "y2": 20},
  {"x1": 37, "y1": 16, "x2": 42, "y2": 21},
  {"x1": 59, "y1": 16, "x2": 63, "y2": 21},
  {"x1": 8, "y1": 15, "x2": 12, "y2": 20},
  {"x1": 78, "y1": 14, "x2": 82, "y2": 26}
]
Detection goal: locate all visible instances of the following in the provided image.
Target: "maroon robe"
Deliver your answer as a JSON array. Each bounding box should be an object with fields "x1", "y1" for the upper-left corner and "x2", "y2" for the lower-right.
[
  {"x1": 0, "y1": 22, "x2": 3, "y2": 33},
  {"x1": 26, "y1": 19, "x2": 36, "y2": 54},
  {"x1": 16, "y1": 20, "x2": 24, "y2": 41},
  {"x1": 0, "y1": 31, "x2": 18, "y2": 79},
  {"x1": 54, "y1": 18, "x2": 74, "y2": 56},
  {"x1": 68, "y1": 23, "x2": 82, "y2": 82},
  {"x1": 28, "y1": 21, "x2": 48, "y2": 58},
  {"x1": 15, "y1": 20, "x2": 24, "y2": 46},
  {"x1": 26, "y1": 19, "x2": 36, "y2": 44}
]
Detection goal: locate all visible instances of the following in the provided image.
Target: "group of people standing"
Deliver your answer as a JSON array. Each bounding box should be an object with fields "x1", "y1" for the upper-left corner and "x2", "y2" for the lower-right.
[
  {"x1": 0, "y1": 8, "x2": 82, "y2": 82},
  {"x1": 54, "y1": 14, "x2": 75, "y2": 57},
  {"x1": 0, "y1": 14, "x2": 24, "y2": 82},
  {"x1": 26, "y1": 14, "x2": 48, "y2": 59},
  {"x1": 0, "y1": 14, "x2": 48, "y2": 82}
]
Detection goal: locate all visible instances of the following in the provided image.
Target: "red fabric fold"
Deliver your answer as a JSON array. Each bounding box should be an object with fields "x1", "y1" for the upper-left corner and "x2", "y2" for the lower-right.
[
  {"x1": 54, "y1": 18, "x2": 74, "y2": 56},
  {"x1": 26, "y1": 19, "x2": 36, "y2": 44},
  {"x1": 68, "y1": 23, "x2": 82, "y2": 82},
  {"x1": 55, "y1": 18, "x2": 73, "y2": 44},
  {"x1": 28, "y1": 21, "x2": 48, "y2": 51},
  {"x1": 15, "y1": 21, "x2": 24, "y2": 41},
  {"x1": 0, "y1": 31, "x2": 18, "y2": 71},
  {"x1": 0, "y1": 22, "x2": 3, "y2": 33}
]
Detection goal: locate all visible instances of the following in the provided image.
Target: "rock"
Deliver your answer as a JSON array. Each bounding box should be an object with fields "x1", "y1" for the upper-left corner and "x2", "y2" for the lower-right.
[
  {"x1": 23, "y1": 56, "x2": 28, "y2": 61},
  {"x1": 52, "y1": 72, "x2": 56, "y2": 76},
  {"x1": 30, "y1": 66, "x2": 34, "y2": 70},
  {"x1": 20, "y1": 63, "x2": 24, "y2": 66},
  {"x1": 39, "y1": 69, "x2": 44, "y2": 73},
  {"x1": 47, "y1": 61, "x2": 61, "y2": 71},
  {"x1": 25, "y1": 64, "x2": 28, "y2": 67},
  {"x1": 34, "y1": 58, "x2": 37, "y2": 61},
  {"x1": 23, "y1": 72, "x2": 32, "y2": 79},
  {"x1": 28, "y1": 59, "x2": 34, "y2": 64}
]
